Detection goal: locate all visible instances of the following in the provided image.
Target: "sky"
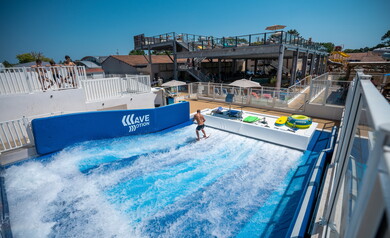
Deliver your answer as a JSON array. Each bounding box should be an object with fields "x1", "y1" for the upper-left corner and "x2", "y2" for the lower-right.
[{"x1": 0, "y1": 0, "x2": 389, "y2": 64}]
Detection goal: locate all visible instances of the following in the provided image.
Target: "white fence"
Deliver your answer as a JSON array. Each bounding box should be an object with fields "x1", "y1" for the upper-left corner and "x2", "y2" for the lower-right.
[
  {"x1": 0, "y1": 67, "x2": 151, "y2": 102},
  {"x1": 312, "y1": 69, "x2": 390, "y2": 237},
  {"x1": 0, "y1": 66, "x2": 86, "y2": 95},
  {"x1": 0, "y1": 118, "x2": 32, "y2": 152},
  {"x1": 81, "y1": 75, "x2": 151, "y2": 102}
]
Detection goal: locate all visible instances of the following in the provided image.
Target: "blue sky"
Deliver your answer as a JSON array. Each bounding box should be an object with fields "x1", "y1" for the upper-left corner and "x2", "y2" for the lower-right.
[{"x1": 0, "y1": 0, "x2": 389, "y2": 63}]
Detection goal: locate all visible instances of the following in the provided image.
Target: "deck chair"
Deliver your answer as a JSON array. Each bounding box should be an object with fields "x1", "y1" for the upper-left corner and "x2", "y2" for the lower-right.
[
  {"x1": 228, "y1": 109, "x2": 243, "y2": 118},
  {"x1": 212, "y1": 106, "x2": 224, "y2": 114}
]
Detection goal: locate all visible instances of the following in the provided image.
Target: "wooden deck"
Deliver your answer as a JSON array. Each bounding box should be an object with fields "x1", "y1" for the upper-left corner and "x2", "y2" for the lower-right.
[{"x1": 184, "y1": 99, "x2": 339, "y2": 131}]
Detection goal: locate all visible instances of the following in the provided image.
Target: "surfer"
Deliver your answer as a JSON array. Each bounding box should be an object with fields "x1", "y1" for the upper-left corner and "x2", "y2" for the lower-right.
[{"x1": 192, "y1": 109, "x2": 207, "y2": 141}]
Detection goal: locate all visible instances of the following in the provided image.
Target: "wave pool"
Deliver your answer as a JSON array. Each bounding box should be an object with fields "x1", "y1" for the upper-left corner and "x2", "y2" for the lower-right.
[{"x1": 4, "y1": 125, "x2": 317, "y2": 238}]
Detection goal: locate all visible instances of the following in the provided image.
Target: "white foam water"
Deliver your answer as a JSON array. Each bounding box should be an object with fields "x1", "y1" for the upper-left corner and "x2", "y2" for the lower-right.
[{"x1": 4, "y1": 125, "x2": 304, "y2": 237}]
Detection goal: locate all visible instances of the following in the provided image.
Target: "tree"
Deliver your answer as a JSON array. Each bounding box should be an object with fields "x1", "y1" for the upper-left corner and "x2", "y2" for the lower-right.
[
  {"x1": 287, "y1": 29, "x2": 299, "y2": 36},
  {"x1": 319, "y1": 42, "x2": 335, "y2": 53},
  {"x1": 16, "y1": 52, "x2": 51, "y2": 64},
  {"x1": 152, "y1": 50, "x2": 171, "y2": 55},
  {"x1": 2, "y1": 60, "x2": 13, "y2": 67},
  {"x1": 381, "y1": 30, "x2": 390, "y2": 46},
  {"x1": 129, "y1": 50, "x2": 145, "y2": 55},
  {"x1": 16, "y1": 53, "x2": 35, "y2": 63},
  {"x1": 344, "y1": 30, "x2": 390, "y2": 53}
]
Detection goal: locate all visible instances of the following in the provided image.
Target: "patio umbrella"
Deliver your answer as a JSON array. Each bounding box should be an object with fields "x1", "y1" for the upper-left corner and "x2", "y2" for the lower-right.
[
  {"x1": 265, "y1": 25, "x2": 286, "y2": 31},
  {"x1": 229, "y1": 79, "x2": 261, "y2": 88},
  {"x1": 161, "y1": 80, "x2": 187, "y2": 87},
  {"x1": 161, "y1": 80, "x2": 187, "y2": 95},
  {"x1": 229, "y1": 79, "x2": 261, "y2": 109}
]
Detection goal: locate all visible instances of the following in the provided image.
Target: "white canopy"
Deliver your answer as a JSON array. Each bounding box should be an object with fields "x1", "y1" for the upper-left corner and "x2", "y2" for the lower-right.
[
  {"x1": 161, "y1": 80, "x2": 187, "y2": 87},
  {"x1": 229, "y1": 79, "x2": 260, "y2": 88}
]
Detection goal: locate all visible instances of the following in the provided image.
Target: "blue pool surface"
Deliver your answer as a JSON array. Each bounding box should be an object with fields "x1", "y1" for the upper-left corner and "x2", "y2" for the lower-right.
[{"x1": 4, "y1": 125, "x2": 330, "y2": 238}]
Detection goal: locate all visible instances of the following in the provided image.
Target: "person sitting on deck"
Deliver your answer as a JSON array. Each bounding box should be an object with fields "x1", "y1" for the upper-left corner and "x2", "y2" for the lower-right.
[{"x1": 251, "y1": 92, "x2": 259, "y2": 99}]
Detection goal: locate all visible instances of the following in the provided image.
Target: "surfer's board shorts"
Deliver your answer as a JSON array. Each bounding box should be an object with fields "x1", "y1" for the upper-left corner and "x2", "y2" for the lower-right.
[{"x1": 196, "y1": 125, "x2": 205, "y2": 131}]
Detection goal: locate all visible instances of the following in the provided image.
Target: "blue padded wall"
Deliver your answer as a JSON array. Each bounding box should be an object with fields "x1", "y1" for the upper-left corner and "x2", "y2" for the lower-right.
[{"x1": 32, "y1": 102, "x2": 190, "y2": 155}]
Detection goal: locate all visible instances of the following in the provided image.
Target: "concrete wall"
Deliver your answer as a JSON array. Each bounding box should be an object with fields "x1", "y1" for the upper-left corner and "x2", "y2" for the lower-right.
[
  {"x1": 0, "y1": 89, "x2": 87, "y2": 121},
  {"x1": 305, "y1": 103, "x2": 344, "y2": 121},
  {"x1": 0, "y1": 89, "x2": 156, "y2": 122},
  {"x1": 86, "y1": 93, "x2": 155, "y2": 111}
]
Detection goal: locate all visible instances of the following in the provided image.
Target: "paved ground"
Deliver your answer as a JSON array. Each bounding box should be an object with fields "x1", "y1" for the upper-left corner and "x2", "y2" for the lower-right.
[{"x1": 184, "y1": 99, "x2": 339, "y2": 131}]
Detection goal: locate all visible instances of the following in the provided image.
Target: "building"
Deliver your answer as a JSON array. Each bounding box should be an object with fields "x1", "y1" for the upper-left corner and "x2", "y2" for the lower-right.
[
  {"x1": 80, "y1": 56, "x2": 108, "y2": 66},
  {"x1": 346, "y1": 51, "x2": 386, "y2": 62},
  {"x1": 76, "y1": 60, "x2": 105, "y2": 78},
  {"x1": 101, "y1": 55, "x2": 189, "y2": 80}
]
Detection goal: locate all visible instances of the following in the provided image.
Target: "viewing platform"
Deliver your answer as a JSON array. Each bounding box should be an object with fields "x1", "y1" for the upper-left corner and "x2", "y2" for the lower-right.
[
  {"x1": 134, "y1": 31, "x2": 328, "y2": 57},
  {"x1": 133, "y1": 31, "x2": 329, "y2": 90}
]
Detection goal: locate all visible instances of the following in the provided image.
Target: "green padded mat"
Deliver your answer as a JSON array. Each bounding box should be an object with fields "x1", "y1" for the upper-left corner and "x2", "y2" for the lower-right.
[{"x1": 243, "y1": 116, "x2": 259, "y2": 123}]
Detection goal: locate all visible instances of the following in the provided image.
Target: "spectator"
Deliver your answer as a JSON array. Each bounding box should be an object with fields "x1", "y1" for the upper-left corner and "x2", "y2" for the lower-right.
[
  {"x1": 48, "y1": 60, "x2": 63, "y2": 88},
  {"x1": 63, "y1": 55, "x2": 77, "y2": 87},
  {"x1": 157, "y1": 77, "x2": 163, "y2": 86},
  {"x1": 31, "y1": 59, "x2": 52, "y2": 91}
]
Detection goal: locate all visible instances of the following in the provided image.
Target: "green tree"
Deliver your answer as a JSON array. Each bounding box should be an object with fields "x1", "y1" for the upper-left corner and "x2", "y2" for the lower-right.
[
  {"x1": 344, "y1": 30, "x2": 389, "y2": 53},
  {"x1": 16, "y1": 52, "x2": 51, "y2": 63},
  {"x1": 381, "y1": 30, "x2": 390, "y2": 46},
  {"x1": 152, "y1": 50, "x2": 171, "y2": 55},
  {"x1": 129, "y1": 50, "x2": 145, "y2": 55},
  {"x1": 16, "y1": 53, "x2": 35, "y2": 63},
  {"x1": 287, "y1": 29, "x2": 299, "y2": 36},
  {"x1": 319, "y1": 42, "x2": 335, "y2": 53},
  {"x1": 344, "y1": 49, "x2": 361, "y2": 53},
  {"x1": 2, "y1": 60, "x2": 13, "y2": 67}
]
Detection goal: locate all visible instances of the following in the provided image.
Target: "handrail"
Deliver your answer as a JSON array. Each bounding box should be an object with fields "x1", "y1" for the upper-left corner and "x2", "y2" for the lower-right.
[
  {"x1": 189, "y1": 82, "x2": 306, "y2": 111},
  {"x1": 81, "y1": 75, "x2": 151, "y2": 102},
  {"x1": 0, "y1": 117, "x2": 32, "y2": 153},
  {"x1": 288, "y1": 75, "x2": 313, "y2": 94},
  {"x1": 139, "y1": 31, "x2": 328, "y2": 52},
  {"x1": 0, "y1": 66, "x2": 86, "y2": 95},
  {"x1": 313, "y1": 69, "x2": 390, "y2": 237}
]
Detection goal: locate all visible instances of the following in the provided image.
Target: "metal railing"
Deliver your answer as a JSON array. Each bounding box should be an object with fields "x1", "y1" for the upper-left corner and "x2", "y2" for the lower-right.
[
  {"x1": 0, "y1": 118, "x2": 32, "y2": 152},
  {"x1": 287, "y1": 75, "x2": 312, "y2": 94},
  {"x1": 81, "y1": 75, "x2": 151, "y2": 102},
  {"x1": 138, "y1": 31, "x2": 328, "y2": 52},
  {"x1": 187, "y1": 82, "x2": 307, "y2": 112},
  {"x1": 309, "y1": 73, "x2": 351, "y2": 106},
  {"x1": 0, "y1": 111, "x2": 83, "y2": 153},
  {"x1": 313, "y1": 69, "x2": 390, "y2": 237},
  {"x1": 0, "y1": 66, "x2": 86, "y2": 95}
]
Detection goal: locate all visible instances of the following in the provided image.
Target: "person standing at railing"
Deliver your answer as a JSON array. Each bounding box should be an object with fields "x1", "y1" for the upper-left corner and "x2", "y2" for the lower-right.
[
  {"x1": 31, "y1": 59, "x2": 52, "y2": 91},
  {"x1": 48, "y1": 60, "x2": 63, "y2": 88},
  {"x1": 157, "y1": 77, "x2": 163, "y2": 87},
  {"x1": 63, "y1": 55, "x2": 77, "y2": 87}
]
